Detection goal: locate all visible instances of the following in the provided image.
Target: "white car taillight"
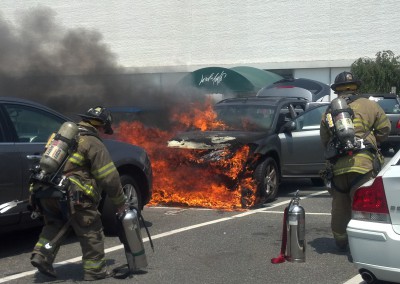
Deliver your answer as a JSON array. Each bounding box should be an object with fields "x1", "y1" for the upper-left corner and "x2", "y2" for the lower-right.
[{"x1": 352, "y1": 176, "x2": 391, "y2": 223}]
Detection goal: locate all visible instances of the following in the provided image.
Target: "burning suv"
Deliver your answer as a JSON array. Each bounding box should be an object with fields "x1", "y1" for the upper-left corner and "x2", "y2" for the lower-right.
[{"x1": 168, "y1": 96, "x2": 329, "y2": 207}]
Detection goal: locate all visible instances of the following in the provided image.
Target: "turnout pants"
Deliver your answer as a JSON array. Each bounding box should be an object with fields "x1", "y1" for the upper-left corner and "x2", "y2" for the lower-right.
[
  {"x1": 32, "y1": 198, "x2": 107, "y2": 280},
  {"x1": 330, "y1": 171, "x2": 375, "y2": 243}
]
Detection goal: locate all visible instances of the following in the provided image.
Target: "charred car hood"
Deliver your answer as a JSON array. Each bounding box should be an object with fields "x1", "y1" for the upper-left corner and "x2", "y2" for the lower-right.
[{"x1": 167, "y1": 130, "x2": 267, "y2": 149}]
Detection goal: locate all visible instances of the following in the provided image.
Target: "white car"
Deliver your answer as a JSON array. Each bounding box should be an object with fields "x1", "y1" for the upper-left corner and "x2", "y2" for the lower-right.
[{"x1": 347, "y1": 150, "x2": 400, "y2": 284}]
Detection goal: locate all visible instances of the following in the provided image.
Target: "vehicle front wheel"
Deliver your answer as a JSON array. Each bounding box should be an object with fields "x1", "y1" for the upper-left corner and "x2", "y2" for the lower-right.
[
  {"x1": 101, "y1": 174, "x2": 142, "y2": 236},
  {"x1": 254, "y1": 157, "x2": 279, "y2": 203}
]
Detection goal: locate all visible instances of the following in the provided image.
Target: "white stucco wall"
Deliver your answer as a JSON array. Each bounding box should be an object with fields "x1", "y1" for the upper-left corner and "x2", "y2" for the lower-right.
[{"x1": 0, "y1": 0, "x2": 399, "y2": 74}]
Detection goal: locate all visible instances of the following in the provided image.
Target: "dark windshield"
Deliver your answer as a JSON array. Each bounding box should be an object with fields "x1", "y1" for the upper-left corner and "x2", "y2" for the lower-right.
[{"x1": 214, "y1": 105, "x2": 275, "y2": 131}]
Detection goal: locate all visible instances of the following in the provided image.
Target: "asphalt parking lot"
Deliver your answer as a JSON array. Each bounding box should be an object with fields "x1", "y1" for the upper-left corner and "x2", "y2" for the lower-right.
[
  {"x1": 0, "y1": 154, "x2": 396, "y2": 284},
  {"x1": 0, "y1": 179, "x2": 372, "y2": 284}
]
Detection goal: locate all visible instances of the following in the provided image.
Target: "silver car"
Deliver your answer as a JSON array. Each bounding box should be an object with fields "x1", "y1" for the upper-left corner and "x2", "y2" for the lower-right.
[{"x1": 347, "y1": 150, "x2": 400, "y2": 283}]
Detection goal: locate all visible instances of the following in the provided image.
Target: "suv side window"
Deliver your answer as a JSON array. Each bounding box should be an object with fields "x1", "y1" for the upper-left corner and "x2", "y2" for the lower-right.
[
  {"x1": 294, "y1": 104, "x2": 328, "y2": 131},
  {"x1": 4, "y1": 104, "x2": 64, "y2": 143}
]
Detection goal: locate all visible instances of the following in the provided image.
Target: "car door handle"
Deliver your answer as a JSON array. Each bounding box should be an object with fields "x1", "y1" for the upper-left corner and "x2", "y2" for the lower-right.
[{"x1": 27, "y1": 154, "x2": 42, "y2": 161}]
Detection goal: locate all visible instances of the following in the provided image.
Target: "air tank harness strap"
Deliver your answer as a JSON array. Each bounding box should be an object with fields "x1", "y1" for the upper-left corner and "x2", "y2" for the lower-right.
[
  {"x1": 330, "y1": 107, "x2": 354, "y2": 118},
  {"x1": 329, "y1": 129, "x2": 373, "y2": 163},
  {"x1": 54, "y1": 132, "x2": 76, "y2": 146},
  {"x1": 112, "y1": 208, "x2": 154, "y2": 279}
]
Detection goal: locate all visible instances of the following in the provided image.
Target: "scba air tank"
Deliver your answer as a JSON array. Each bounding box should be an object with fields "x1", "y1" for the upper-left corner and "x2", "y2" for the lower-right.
[
  {"x1": 39, "y1": 122, "x2": 78, "y2": 175},
  {"x1": 330, "y1": 97, "x2": 355, "y2": 150}
]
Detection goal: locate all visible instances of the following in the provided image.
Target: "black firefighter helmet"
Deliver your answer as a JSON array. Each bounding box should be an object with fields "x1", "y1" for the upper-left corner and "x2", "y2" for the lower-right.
[
  {"x1": 331, "y1": 71, "x2": 361, "y2": 92},
  {"x1": 79, "y1": 106, "x2": 114, "y2": 135}
]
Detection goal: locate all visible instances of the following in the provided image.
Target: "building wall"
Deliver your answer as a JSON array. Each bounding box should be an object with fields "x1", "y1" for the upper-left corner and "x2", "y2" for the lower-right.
[{"x1": 0, "y1": 1, "x2": 398, "y2": 86}]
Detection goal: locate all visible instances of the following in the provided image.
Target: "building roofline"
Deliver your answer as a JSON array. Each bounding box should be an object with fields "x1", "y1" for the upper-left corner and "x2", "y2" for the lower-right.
[{"x1": 122, "y1": 59, "x2": 356, "y2": 74}]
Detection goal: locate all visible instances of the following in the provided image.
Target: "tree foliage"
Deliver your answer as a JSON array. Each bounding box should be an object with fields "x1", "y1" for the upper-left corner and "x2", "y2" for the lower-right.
[{"x1": 351, "y1": 50, "x2": 400, "y2": 93}]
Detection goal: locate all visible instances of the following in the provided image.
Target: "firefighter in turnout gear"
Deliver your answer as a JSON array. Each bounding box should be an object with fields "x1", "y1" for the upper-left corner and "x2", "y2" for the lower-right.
[
  {"x1": 30, "y1": 106, "x2": 127, "y2": 280},
  {"x1": 320, "y1": 71, "x2": 391, "y2": 251}
]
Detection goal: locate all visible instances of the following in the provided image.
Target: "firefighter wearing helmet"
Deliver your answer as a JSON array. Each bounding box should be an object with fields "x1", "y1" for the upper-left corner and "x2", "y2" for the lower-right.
[
  {"x1": 320, "y1": 71, "x2": 390, "y2": 251},
  {"x1": 30, "y1": 106, "x2": 127, "y2": 280}
]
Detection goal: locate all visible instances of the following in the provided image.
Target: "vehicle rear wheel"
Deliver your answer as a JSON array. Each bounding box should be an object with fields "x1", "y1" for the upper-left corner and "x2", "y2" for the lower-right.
[
  {"x1": 254, "y1": 157, "x2": 279, "y2": 203},
  {"x1": 101, "y1": 175, "x2": 142, "y2": 236}
]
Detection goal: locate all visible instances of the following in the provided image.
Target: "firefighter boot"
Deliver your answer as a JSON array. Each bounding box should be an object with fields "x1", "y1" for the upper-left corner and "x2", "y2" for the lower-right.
[
  {"x1": 83, "y1": 270, "x2": 114, "y2": 281},
  {"x1": 31, "y1": 253, "x2": 57, "y2": 278}
]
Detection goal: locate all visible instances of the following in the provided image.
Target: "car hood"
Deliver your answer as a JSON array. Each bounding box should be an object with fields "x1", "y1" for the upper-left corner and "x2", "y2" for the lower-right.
[{"x1": 167, "y1": 130, "x2": 267, "y2": 149}]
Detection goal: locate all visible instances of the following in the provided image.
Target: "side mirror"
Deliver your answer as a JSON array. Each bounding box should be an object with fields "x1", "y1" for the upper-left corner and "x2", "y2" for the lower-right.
[{"x1": 281, "y1": 121, "x2": 296, "y2": 133}]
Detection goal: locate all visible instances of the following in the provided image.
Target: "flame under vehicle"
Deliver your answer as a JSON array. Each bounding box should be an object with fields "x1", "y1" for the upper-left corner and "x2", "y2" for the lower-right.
[{"x1": 168, "y1": 96, "x2": 329, "y2": 206}]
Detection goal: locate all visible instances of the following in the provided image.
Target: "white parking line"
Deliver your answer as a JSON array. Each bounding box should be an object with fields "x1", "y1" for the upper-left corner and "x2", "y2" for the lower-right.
[
  {"x1": 0, "y1": 189, "x2": 360, "y2": 283},
  {"x1": 260, "y1": 211, "x2": 331, "y2": 216},
  {"x1": 343, "y1": 274, "x2": 365, "y2": 284}
]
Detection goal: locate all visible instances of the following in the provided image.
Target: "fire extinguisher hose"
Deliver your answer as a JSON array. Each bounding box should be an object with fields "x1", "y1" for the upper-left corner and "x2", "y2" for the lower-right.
[{"x1": 271, "y1": 199, "x2": 292, "y2": 264}]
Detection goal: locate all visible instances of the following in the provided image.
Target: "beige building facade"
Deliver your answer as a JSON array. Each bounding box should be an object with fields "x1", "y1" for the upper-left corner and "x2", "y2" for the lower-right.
[{"x1": 0, "y1": 1, "x2": 398, "y2": 87}]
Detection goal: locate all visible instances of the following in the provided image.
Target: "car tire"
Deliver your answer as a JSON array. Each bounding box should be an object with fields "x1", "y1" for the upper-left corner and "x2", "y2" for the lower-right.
[
  {"x1": 101, "y1": 174, "x2": 142, "y2": 236},
  {"x1": 254, "y1": 157, "x2": 279, "y2": 203}
]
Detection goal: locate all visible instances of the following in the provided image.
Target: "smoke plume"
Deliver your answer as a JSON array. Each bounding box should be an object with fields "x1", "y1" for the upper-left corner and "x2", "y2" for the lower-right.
[{"x1": 0, "y1": 6, "x2": 198, "y2": 121}]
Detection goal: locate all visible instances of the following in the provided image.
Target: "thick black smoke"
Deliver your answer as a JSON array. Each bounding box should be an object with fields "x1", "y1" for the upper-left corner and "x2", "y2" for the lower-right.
[{"x1": 0, "y1": 6, "x2": 199, "y2": 122}]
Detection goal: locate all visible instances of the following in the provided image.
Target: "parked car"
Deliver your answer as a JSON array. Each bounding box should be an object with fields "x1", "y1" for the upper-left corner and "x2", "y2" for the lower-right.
[
  {"x1": 168, "y1": 96, "x2": 329, "y2": 205},
  {"x1": 0, "y1": 97, "x2": 153, "y2": 234},
  {"x1": 362, "y1": 93, "x2": 400, "y2": 154},
  {"x1": 257, "y1": 78, "x2": 331, "y2": 102},
  {"x1": 347, "y1": 149, "x2": 400, "y2": 284}
]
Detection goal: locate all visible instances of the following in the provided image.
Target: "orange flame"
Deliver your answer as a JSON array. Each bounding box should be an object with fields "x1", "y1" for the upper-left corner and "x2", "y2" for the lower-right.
[
  {"x1": 170, "y1": 99, "x2": 228, "y2": 131},
  {"x1": 115, "y1": 99, "x2": 257, "y2": 210}
]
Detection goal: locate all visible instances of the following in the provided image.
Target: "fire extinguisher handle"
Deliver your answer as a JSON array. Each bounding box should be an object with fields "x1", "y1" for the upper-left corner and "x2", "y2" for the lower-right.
[{"x1": 291, "y1": 190, "x2": 301, "y2": 206}]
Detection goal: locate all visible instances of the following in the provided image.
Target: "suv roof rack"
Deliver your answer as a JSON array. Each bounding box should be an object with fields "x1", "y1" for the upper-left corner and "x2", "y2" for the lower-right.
[{"x1": 217, "y1": 96, "x2": 309, "y2": 105}]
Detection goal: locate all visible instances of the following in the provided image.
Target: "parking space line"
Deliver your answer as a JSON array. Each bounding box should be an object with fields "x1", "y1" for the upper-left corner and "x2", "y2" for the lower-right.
[
  {"x1": 259, "y1": 211, "x2": 331, "y2": 216},
  {"x1": 343, "y1": 274, "x2": 365, "y2": 284},
  {"x1": 1, "y1": 189, "x2": 349, "y2": 283}
]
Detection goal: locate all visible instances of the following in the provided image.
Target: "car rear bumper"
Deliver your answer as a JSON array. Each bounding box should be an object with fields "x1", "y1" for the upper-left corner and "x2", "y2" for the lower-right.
[{"x1": 347, "y1": 219, "x2": 400, "y2": 283}]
